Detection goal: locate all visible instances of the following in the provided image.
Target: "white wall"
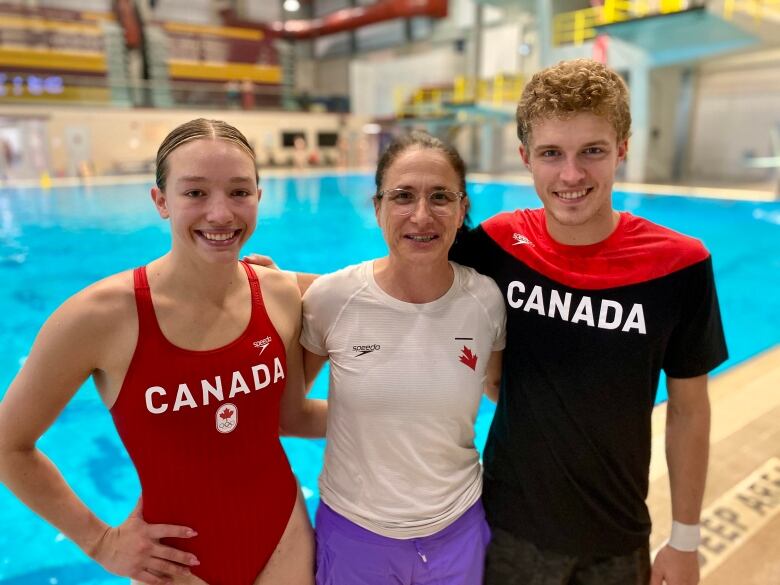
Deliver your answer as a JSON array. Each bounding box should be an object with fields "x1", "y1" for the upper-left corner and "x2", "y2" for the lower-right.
[
  {"x1": 0, "y1": 105, "x2": 368, "y2": 176},
  {"x1": 314, "y1": 32, "x2": 350, "y2": 59},
  {"x1": 646, "y1": 66, "x2": 684, "y2": 182},
  {"x1": 316, "y1": 57, "x2": 351, "y2": 96},
  {"x1": 294, "y1": 55, "x2": 350, "y2": 96},
  {"x1": 339, "y1": 1, "x2": 531, "y2": 117},
  {"x1": 316, "y1": 0, "x2": 349, "y2": 15},
  {"x1": 480, "y1": 23, "x2": 521, "y2": 78},
  {"x1": 149, "y1": 0, "x2": 217, "y2": 25},
  {"x1": 350, "y1": 47, "x2": 464, "y2": 117},
  {"x1": 33, "y1": 0, "x2": 111, "y2": 11},
  {"x1": 242, "y1": 2, "x2": 281, "y2": 22},
  {"x1": 688, "y1": 50, "x2": 780, "y2": 183},
  {"x1": 449, "y1": 0, "x2": 504, "y2": 29},
  {"x1": 355, "y1": 20, "x2": 405, "y2": 52}
]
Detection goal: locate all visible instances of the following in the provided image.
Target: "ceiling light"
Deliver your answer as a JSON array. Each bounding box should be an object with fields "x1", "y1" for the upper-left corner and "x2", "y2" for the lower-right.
[{"x1": 283, "y1": 0, "x2": 300, "y2": 12}]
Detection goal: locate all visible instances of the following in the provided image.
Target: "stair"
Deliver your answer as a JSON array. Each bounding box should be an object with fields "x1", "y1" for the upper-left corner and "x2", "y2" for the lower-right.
[
  {"x1": 144, "y1": 26, "x2": 174, "y2": 108},
  {"x1": 102, "y1": 20, "x2": 133, "y2": 107}
]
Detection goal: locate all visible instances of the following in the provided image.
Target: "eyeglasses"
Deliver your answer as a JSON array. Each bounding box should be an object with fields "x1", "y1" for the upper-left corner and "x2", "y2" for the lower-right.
[{"x1": 376, "y1": 188, "x2": 465, "y2": 216}]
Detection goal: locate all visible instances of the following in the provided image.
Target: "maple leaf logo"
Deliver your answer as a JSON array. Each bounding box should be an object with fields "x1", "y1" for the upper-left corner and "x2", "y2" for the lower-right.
[
  {"x1": 459, "y1": 346, "x2": 478, "y2": 371},
  {"x1": 215, "y1": 403, "x2": 238, "y2": 434}
]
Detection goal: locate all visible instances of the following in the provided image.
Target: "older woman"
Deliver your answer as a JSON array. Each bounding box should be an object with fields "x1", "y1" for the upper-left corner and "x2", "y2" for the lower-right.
[
  {"x1": 0, "y1": 119, "x2": 324, "y2": 585},
  {"x1": 300, "y1": 131, "x2": 505, "y2": 585}
]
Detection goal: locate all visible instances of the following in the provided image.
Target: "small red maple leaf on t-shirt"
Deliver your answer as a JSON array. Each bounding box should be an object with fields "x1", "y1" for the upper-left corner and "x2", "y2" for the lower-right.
[
  {"x1": 459, "y1": 346, "x2": 478, "y2": 370},
  {"x1": 220, "y1": 408, "x2": 234, "y2": 420}
]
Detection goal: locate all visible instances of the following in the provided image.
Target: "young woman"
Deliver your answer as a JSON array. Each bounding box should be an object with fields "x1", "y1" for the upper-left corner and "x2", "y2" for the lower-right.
[
  {"x1": 0, "y1": 119, "x2": 324, "y2": 585},
  {"x1": 300, "y1": 132, "x2": 506, "y2": 585}
]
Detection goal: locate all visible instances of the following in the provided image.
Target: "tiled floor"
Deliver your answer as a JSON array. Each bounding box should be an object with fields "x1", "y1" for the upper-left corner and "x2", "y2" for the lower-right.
[{"x1": 647, "y1": 345, "x2": 780, "y2": 583}]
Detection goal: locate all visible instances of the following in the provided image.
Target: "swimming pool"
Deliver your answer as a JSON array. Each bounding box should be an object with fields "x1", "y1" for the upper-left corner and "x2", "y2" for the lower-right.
[{"x1": 0, "y1": 175, "x2": 779, "y2": 583}]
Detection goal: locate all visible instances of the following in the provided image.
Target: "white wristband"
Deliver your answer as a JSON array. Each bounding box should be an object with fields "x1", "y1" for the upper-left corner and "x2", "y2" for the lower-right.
[{"x1": 668, "y1": 521, "x2": 701, "y2": 552}]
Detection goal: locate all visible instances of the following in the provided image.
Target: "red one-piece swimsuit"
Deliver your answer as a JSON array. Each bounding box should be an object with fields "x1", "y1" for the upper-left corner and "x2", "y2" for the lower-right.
[{"x1": 111, "y1": 261, "x2": 297, "y2": 585}]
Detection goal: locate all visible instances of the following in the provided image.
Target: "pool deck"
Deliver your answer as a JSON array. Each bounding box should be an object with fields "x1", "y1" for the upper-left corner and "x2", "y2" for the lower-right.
[
  {"x1": 4, "y1": 170, "x2": 779, "y2": 202},
  {"x1": 469, "y1": 172, "x2": 779, "y2": 202},
  {"x1": 648, "y1": 344, "x2": 780, "y2": 583}
]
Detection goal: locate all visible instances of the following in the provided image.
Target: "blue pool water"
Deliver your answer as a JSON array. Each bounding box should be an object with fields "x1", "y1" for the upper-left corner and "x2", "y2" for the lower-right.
[{"x1": 0, "y1": 175, "x2": 779, "y2": 583}]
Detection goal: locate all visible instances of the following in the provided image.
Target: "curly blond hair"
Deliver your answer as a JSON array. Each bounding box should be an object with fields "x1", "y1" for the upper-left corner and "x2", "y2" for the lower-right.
[{"x1": 516, "y1": 59, "x2": 631, "y2": 149}]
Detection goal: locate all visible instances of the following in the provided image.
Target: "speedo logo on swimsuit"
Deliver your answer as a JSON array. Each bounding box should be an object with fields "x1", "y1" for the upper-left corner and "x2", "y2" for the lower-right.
[
  {"x1": 253, "y1": 336, "x2": 272, "y2": 355},
  {"x1": 506, "y1": 280, "x2": 647, "y2": 334},
  {"x1": 216, "y1": 403, "x2": 237, "y2": 433},
  {"x1": 512, "y1": 233, "x2": 534, "y2": 246},
  {"x1": 353, "y1": 344, "x2": 380, "y2": 357},
  {"x1": 144, "y1": 357, "x2": 285, "y2": 415}
]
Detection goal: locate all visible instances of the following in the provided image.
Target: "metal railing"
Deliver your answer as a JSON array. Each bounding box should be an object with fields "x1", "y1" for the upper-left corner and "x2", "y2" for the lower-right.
[
  {"x1": 0, "y1": 74, "x2": 352, "y2": 113},
  {"x1": 0, "y1": 75, "x2": 284, "y2": 109},
  {"x1": 723, "y1": 0, "x2": 780, "y2": 20},
  {"x1": 554, "y1": 0, "x2": 780, "y2": 46},
  {"x1": 553, "y1": 0, "x2": 687, "y2": 46},
  {"x1": 394, "y1": 74, "x2": 524, "y2": 118}
]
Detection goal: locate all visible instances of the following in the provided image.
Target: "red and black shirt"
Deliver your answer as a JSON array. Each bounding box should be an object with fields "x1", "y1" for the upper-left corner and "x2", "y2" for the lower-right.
[{"x1": 451, "y1": 208, "x2": 727, "y2": 556}]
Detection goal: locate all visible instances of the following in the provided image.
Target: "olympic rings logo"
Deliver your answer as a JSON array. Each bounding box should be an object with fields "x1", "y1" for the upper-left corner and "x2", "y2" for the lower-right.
[{"x1": 215, "y1": 403, "x2": 238, "y2": 434}]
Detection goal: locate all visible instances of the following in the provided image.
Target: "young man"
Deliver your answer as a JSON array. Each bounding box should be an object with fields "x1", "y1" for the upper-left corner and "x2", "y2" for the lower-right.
[{"x1": 450, "y1": 59, "x2": 727, "y2": 585}]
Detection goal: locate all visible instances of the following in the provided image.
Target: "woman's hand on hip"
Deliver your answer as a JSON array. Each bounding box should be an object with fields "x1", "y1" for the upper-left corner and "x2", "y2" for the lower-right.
[{"x1": 90, "y1": 500, "x2": 200, "y2": 585}]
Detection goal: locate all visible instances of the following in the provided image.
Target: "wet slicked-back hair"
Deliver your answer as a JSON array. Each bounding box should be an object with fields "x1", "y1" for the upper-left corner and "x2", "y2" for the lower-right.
[
  {"x1": 155, "y1": 118, "x2": 257, "y2": 191},
  {"x1": 516, "y1": 59, "x2": 631, "y2": 149}
]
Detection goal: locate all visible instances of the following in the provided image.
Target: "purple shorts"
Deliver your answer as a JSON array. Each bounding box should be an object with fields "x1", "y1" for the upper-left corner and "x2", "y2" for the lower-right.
[{"x1": 315, "y1": 499, "x2": 491, "y2": 585}]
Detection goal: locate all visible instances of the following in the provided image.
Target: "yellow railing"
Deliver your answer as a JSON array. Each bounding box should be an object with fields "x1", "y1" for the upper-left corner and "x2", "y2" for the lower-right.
[
  {"x1": 0, "y1": 15, "x2": 105, "y2": 35},
  {"x1": 0, "y1": 46, "x2": 106, "y2": 73},
  {"x1": 489, "y1": 74, "x2": 524, "y2": 105},
  {"x1": 451, "y1": 75, "x2": 523, "y2": 105},
  {"x1": 723, "y1": 0, "x2": 780, "y2": 20},
  {"x1": 163, "y1": 21, "x2": 265, "y2": 41},
  {"x1": 393, "y1": 86, "x2": 448, "y2": 118},
  {"x1": 555, "y1": 0, "x2": 780, "y2": 46},
  {"x1": 394, "y1": 74, "x2": 524, "y2": 118},
  {"x1": 553, "y1": 0, "x2": 686, "y2": 46}
]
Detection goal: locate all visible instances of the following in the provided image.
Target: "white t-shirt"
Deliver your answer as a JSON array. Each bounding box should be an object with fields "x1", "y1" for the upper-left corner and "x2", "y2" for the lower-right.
[{"x1": 301, "y1": 260, "x2": 506, "y2": 538}]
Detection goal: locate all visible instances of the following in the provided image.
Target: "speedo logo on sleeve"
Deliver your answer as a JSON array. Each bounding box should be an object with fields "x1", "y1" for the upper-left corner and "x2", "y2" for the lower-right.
[{"x1": 353, "y1": 344, "x2": 381, "y2": 357}]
